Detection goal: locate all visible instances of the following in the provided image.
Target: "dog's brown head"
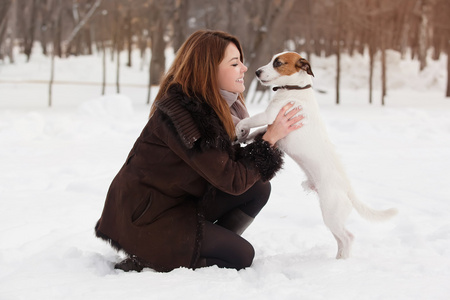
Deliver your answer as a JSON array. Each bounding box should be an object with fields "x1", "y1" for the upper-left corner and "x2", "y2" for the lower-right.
[
  {"x1": 272, "y1": 53, "x2": 314, "y2": 77},
  {"x1": 256, "y1": 52, "x2": 314, "y2": 87}
]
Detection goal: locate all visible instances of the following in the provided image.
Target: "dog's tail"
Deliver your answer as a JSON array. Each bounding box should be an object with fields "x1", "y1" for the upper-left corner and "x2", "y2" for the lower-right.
[{"x1": 349, "y1": 189, "x2": 398, "y2": 222}]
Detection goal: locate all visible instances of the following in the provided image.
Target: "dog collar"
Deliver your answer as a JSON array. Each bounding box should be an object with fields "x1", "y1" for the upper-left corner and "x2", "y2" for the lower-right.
[{"x1": 272, "y1": 84, "x2": 312, "y2": 91}]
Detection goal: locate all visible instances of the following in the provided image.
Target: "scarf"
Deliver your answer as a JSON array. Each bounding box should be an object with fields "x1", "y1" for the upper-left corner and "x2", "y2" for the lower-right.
[{"x1": 220, "y1": 90, "x2": 250, "y2": 126}]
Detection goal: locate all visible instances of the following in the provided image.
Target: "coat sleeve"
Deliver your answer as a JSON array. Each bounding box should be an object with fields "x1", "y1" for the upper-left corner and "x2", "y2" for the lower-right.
[{"x1": 159, "y1": 123, "x2": 283, "y2": 196}]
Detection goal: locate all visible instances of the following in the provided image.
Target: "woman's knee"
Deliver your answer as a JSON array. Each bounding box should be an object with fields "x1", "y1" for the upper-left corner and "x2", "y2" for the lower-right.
[
  {"x1": 258, "y1": 180, "x2": 271, "y2": 204},
  {"x1": 234, "y1": 241, "x2": 255, "y2": 269},
  {"x1": 242, "y1": 180, "x2": 271, "y2": 217},
  {"x1": 201, "y1": 237, "x2": 255, "y2": 270}
]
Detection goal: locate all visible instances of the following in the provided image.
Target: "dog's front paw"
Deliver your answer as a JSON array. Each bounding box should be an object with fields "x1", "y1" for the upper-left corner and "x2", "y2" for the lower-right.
[{"x1": 235, "y1": 121, "x2": 250, "y2": 142}]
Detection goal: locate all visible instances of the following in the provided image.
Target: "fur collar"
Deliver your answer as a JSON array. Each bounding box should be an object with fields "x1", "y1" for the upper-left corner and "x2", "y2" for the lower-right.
[{"x1": 156, "y1": 84, "x2": 231, "y2": 152}]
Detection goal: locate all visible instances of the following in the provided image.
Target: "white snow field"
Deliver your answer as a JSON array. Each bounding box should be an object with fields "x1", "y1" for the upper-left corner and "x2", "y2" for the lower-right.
[{"x1": 0, "y1": 49, "x2": 449, "y2": 299}]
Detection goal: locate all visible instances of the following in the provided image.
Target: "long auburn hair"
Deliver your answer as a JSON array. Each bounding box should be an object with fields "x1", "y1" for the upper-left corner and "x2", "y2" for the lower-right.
[{"x1": 150, "y1": 30, "x2": 245, "y2": 140}]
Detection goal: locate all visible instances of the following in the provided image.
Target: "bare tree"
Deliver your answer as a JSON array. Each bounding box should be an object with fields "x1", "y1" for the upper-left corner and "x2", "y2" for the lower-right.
[
  {"x1": 100, "y1": 8, "x2": 108, "y2": 95},
  {"x1": 379, "y1": 1, "x2": 388, "y2": 106},
  {"x1": 146, "y1": 0, "x2": 170, "y2": 104},
  {"x1": 367, "y1": 0, "x2": 376, "y2": 104},
  {"x1": 0, "y1": 0, "x2": 13, "y2": 61},
  {"x1": 335, "y1": 0, "x2": 343, "y2": 105},
  {"x1": 65, "y1": 0, "x2": 102, "y2": 55},
  {"x1": 239, "y1": 0, "x2": 297, "y2": 102},
  {"x1": 14, "y1": 0, "x2": 39, "y2": 62},
  {"x1": 447, "y1": 44, "x2": 450, "y2": 97},
  {"x1": 49, "y1": 0, "x2": 63, "y2": 107},
  {"x1": 2, "y1": 0, "x2": 450, "y2": 103},
  {"x1": 418, "y1": 0, "x2": 434, "y2": 71}
]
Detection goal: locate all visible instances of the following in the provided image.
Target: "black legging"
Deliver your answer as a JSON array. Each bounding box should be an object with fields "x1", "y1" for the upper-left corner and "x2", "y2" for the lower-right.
[{"x1": 199, "y1": 180, "x2": 271, "y2": 270}]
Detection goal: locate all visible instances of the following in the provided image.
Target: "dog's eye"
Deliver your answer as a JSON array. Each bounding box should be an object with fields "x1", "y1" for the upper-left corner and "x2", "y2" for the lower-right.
[{"x1": 273, "y1": 60, "x2": 283, "y2": 68}]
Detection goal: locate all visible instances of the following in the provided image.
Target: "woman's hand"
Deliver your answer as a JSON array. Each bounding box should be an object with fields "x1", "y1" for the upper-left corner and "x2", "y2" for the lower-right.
[{"x1": 262, "y1": 102, "x2": 304, "y2": 146}]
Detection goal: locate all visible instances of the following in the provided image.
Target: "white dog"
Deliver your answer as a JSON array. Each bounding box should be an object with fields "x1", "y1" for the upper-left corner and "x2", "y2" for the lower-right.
[{"x1": 236, "y1": 52, "x2": 398, "y2": 259}]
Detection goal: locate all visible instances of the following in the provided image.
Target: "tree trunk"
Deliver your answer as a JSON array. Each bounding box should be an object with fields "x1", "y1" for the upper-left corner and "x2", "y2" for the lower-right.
[
  {"x1": 369, "y1": 46, "x2": 375, "y2": 104},
  {"x1": 24, "y1": 0, "x2": 38, "y2": 62},
  {"x1": 102, "y1": 39, "x2": 106, "y2": 95},
  {"x1": 172, "y1": 0, "x2": 188, "y2": 53},
  {"x1": 0, "y1": 0, "x2": 12, "y2": 28},
  {"x1": 447, "y1": 45, "x2": 450, "y2": 97},
  {"x1": 49, "y1": 48, "x2": 55, "y2": 107},
  {"x1": 113, "y1": 0, "x2": 121, "y2": 94},
  {"x1": 125, "y1": 5, "x2": 132, "y2": 67},
  {"x1": 379, "y1": 0, "x2": 387, "y2": 106},
  {"x1": 336, "y1": 48, "x2": 341, "y2": 105},
  {"x1": 101, "y1": 13, "x2": 106, "y2": 95},
  {"x1": 418, "y1": 0, "x2": 432, "y2": 71},
  {"x1": 381, "y1": 44, "x2": 387, "y2": 106},
  {"x1": 4, "y1": 0, "x2": 16, "y2": 63},
  {"x1": 147, "y1": 52, "x2": 152, "y2": 104},
  {"x1": 39, "y1": 0, "x2": 54, "y2": 56},
  {"x1": 242, "y1": 0, "x2": 296, "y2": 99},
  {"x1": 335, "y1": 0, "x2": 342, "y2": 105},
  {"x1": 0, "y1": 15, "x2": 7, "y2": 60},
  {"x1": 84, "y1": 27, "x2": 93, "y2": 55},
  {"x1": 64, "y1": 0, "x2": 101, "y2": 55},
  {"x1": 304, "y1": 0, "x2": 314, "y2": 60},
  {"x1": 0, "y1": 0, "x2": 12, "y2": 60},
  {"x1": 49, "y1": 0, "x2": 62, "y2": 106},
  {"x1": 116, "y1": 42, "x2": 120, "y2": 94},
  {"x1": 147, "y1": 17, "x2": 166, "y2": 104},
  {"x1": 367, "y1": 0, "x2": 375, "y2": 105},
  {"x1": 54, "y1": 6, "x2": 62, "y2": 58}
]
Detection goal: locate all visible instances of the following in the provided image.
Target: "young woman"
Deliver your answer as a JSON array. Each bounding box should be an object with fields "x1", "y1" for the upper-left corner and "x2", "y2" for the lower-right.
[{"x1": 95, "y1": 30, "x2": 304, "y2": 272}]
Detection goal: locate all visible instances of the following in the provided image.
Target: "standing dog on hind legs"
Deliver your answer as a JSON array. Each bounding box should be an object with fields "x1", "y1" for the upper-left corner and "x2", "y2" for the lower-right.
[{"x1": 236, "y1": 52, "x2": 398, "y2": 259}]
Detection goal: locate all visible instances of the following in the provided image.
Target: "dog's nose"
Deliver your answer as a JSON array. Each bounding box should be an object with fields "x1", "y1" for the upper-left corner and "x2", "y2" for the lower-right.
[{"x1": 255, "y1": 69, "x2": 262, "y2": 77}]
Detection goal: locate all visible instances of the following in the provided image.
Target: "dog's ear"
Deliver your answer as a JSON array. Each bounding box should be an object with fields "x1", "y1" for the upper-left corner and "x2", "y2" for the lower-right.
[{"x1": 296, "y1": 58, "x2": 314, "y2": 77}]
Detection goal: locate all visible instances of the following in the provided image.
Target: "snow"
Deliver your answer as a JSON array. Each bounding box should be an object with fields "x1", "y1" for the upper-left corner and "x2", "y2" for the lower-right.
[{"x1": 1, "y1": 48, "x2": 450, "y2": 299}]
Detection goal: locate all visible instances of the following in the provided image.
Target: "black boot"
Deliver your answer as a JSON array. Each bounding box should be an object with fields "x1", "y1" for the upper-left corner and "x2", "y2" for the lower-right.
[
  {"x1": 216, "y1": 208, "x2": 254, "y2": 235},
  {"x1": 114, "y1": 256, "x2": 147, "y2": 272}
]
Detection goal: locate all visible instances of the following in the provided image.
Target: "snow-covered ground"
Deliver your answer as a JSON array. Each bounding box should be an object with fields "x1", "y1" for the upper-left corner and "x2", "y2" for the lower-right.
[{"x1": 0, "y1": 48, "x2": 449, "y2": 299}]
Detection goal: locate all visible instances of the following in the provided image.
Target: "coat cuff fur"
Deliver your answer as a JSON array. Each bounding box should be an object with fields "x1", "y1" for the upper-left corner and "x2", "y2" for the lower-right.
[{"x1": 238, "y1": 133, "x2": 284, "y2": 182}]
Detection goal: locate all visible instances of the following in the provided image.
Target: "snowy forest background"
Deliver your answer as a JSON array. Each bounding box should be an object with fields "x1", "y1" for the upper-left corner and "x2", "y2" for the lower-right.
[
  {"x1": 1, "y1": 1, "x2": 450, "y2": 299},
  {"x1": 0, "y1": 0, "x2": 449, "y2": 103}
]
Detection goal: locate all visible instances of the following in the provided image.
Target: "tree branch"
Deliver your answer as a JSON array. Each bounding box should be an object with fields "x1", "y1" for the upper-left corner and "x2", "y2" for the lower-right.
[{"x1": 63, "y1": 0, "x2": 102, "y2": 50}]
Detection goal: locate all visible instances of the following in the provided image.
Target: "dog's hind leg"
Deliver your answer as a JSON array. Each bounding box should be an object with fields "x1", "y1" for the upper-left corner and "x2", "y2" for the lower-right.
[
  {"x1": 332, "y1": 229, "x2": 354, "y2": 259},
  {"x1": 319, "y1": 191, "x2": 354, "y2": 259}
]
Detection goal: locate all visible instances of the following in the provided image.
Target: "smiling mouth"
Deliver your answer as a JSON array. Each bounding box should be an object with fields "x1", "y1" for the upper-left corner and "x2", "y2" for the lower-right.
[
  {"x1": 259, "y1": 75, "x2": 279, "y2": 84},
  {"x1": 259, "y1": 79, "x2": 270, "y2": 84}
]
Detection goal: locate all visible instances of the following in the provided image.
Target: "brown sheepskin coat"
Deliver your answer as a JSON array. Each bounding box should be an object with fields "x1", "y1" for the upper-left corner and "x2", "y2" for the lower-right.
[{"x1": 95, "y1": 84, "x2": 283, "y2": 272}]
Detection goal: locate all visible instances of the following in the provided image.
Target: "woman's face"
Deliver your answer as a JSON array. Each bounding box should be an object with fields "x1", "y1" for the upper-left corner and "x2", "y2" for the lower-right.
[{"x1": 217, "y1": 43, "x2": 248, "y2": 94}]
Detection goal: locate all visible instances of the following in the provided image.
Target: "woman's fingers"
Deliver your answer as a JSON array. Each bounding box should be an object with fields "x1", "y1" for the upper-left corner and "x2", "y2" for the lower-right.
[
  {"x1": 262, "y1": 102, "x2": 305, "y2": 145},
  {"x1": 284, "y1": 104, "x2": 304, "y2": 127},
  {"x1": 288, "y1": 114, "x2": 304, "y2": 128}
]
